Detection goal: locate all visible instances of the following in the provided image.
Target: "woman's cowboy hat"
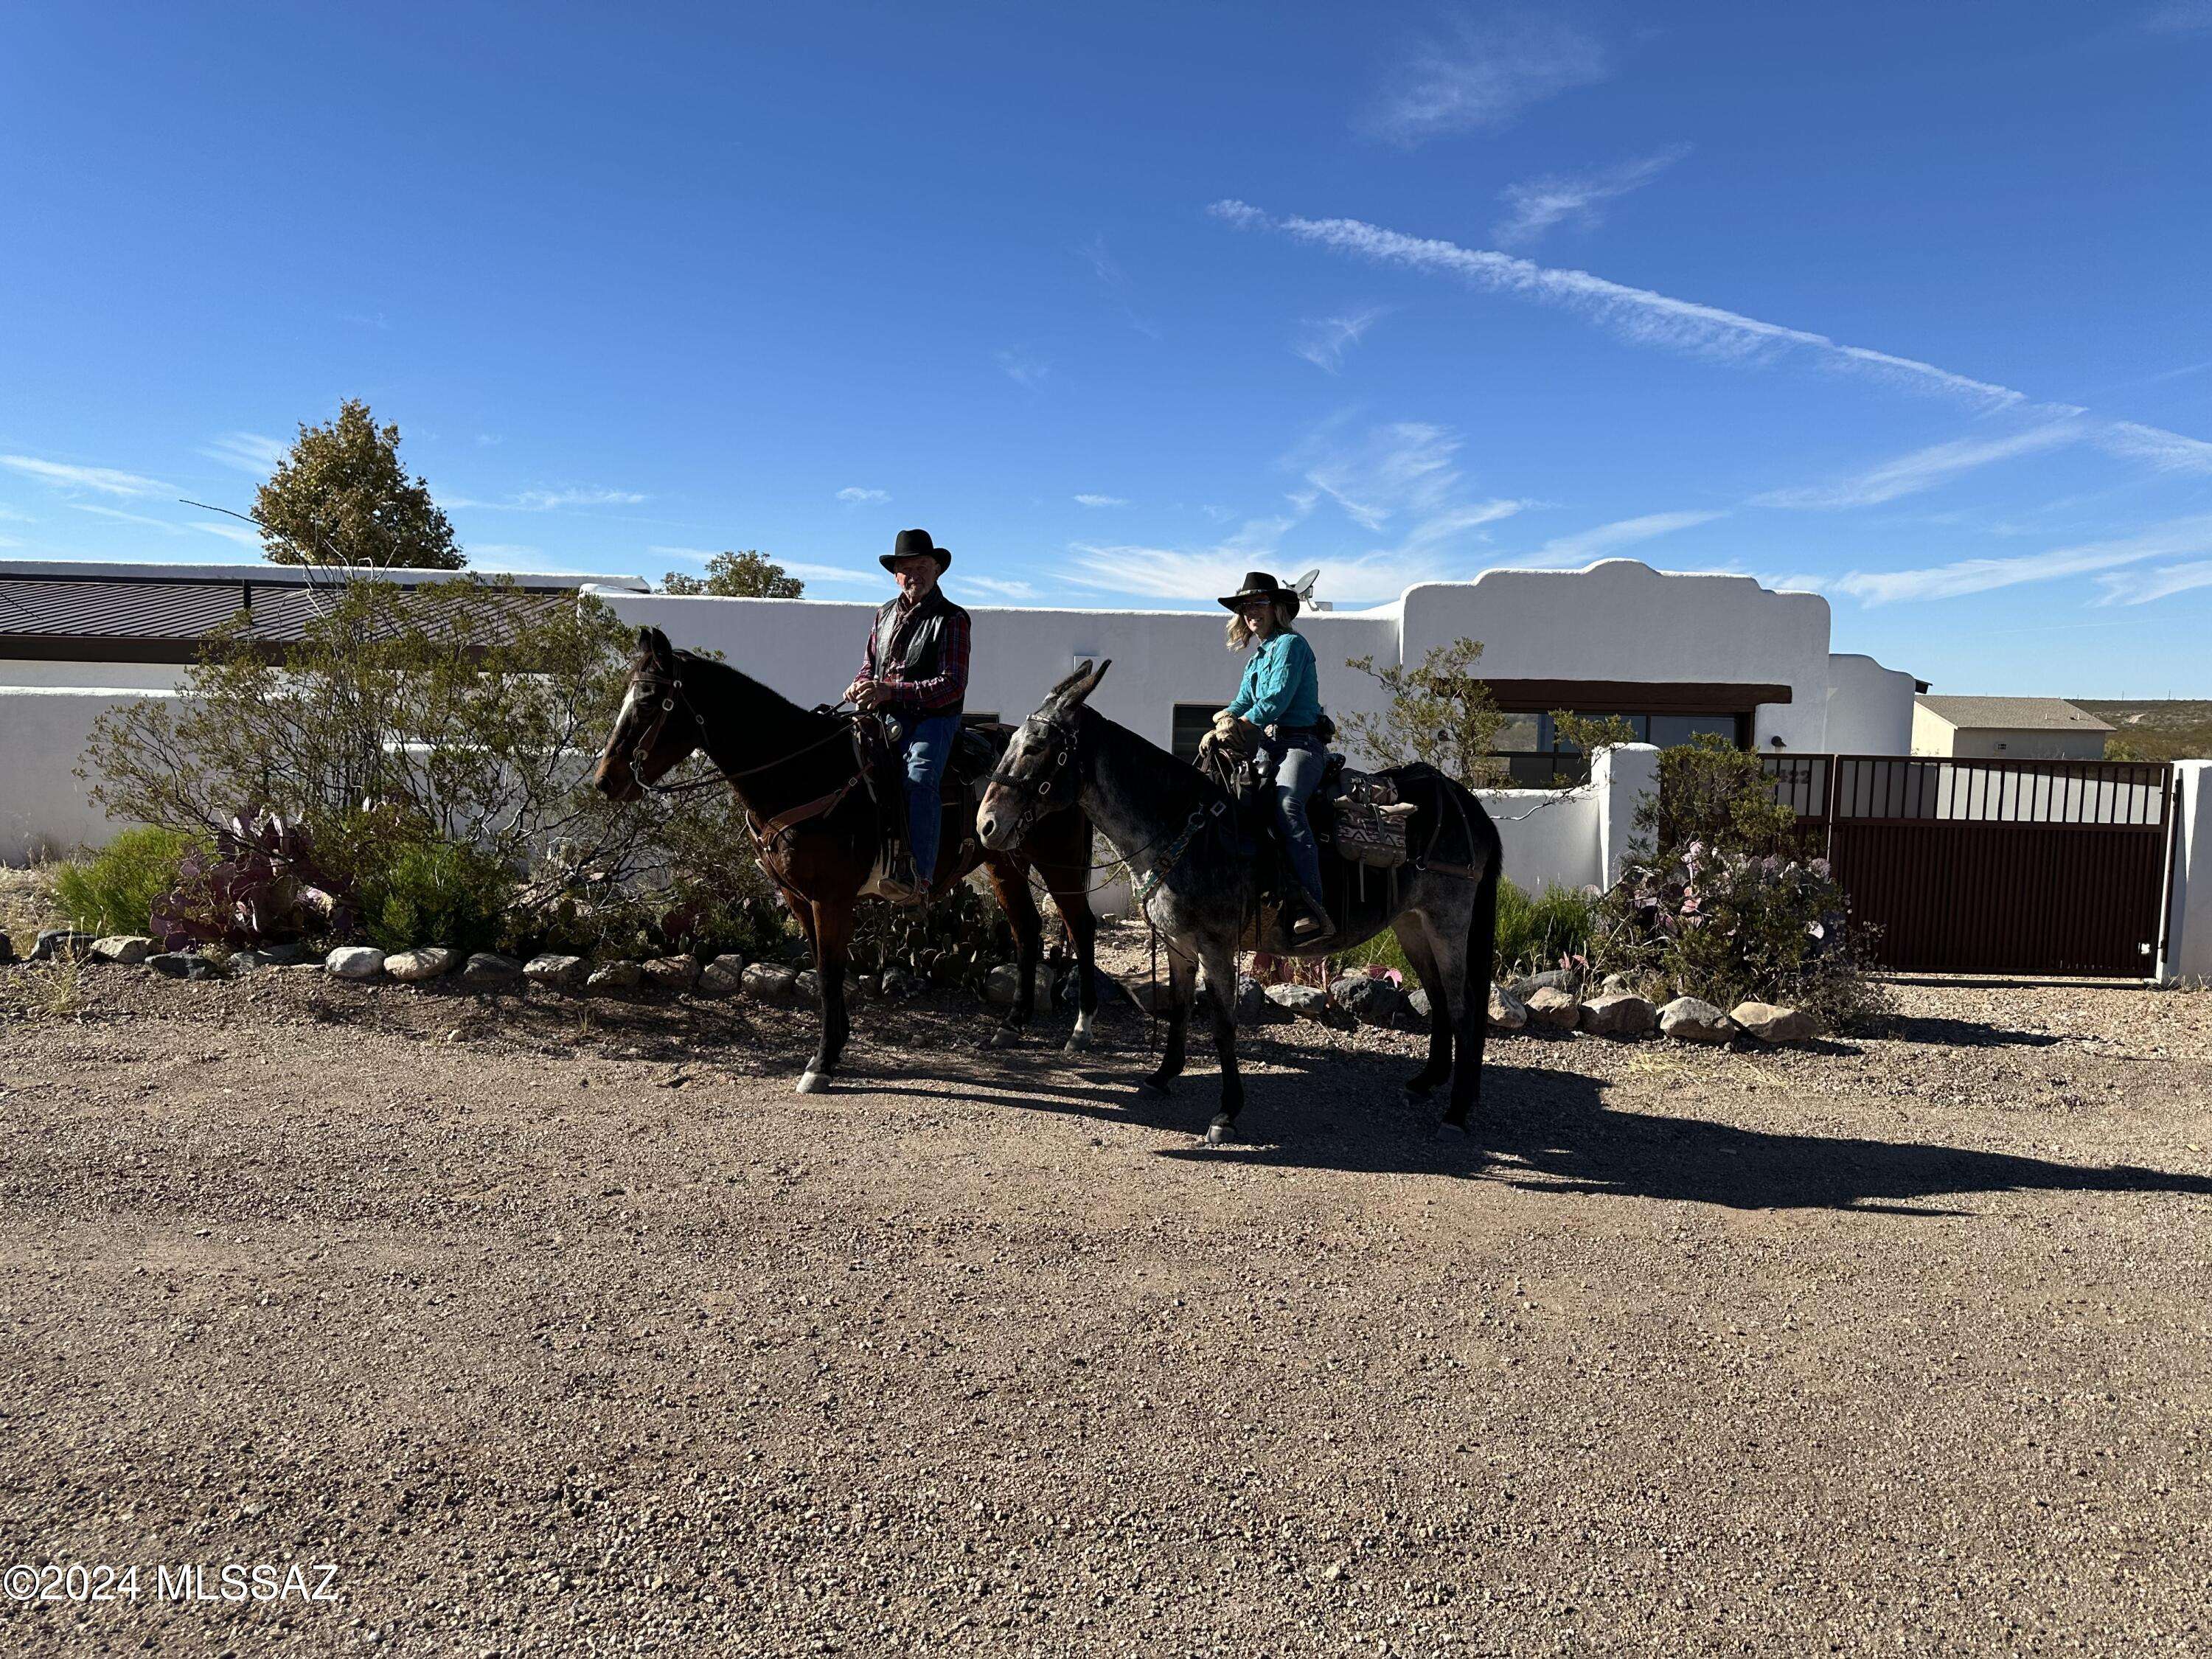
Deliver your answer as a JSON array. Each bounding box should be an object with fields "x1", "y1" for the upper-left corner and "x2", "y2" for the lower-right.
[
  {"x1": 1216, "y1": 569, "x2": 1299, "y2": 617},
  {"x1": 880, "y1": 527, "x2": 953, "y2": 574}
]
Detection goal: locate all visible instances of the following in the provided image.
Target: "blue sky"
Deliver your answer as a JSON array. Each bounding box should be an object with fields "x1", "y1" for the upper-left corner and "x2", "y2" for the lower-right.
[{"x1": 3, "y1": 1, "x2": 2209, "y2": 696}]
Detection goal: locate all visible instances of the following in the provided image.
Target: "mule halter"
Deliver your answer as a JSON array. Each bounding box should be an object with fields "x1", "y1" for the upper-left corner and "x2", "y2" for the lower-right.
[{"x1": 985, "y1": 714, "x2": 1081, "y2": 834}]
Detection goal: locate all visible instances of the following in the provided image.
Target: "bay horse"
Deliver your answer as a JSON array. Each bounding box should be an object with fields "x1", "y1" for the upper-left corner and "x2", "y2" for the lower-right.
[
  {"x1": 592, "y1": 627, "x2": 1102, "y2": 1092},
  {"x1": 978, "y1": 660, "x2": 1502, "y2": 1144}
]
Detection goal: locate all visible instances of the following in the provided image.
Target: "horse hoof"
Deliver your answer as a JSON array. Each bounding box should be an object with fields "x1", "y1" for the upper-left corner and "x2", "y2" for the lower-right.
[
  {"x1": 796, "y1": 1071, "x2": 830, "y2": 1095},
  {"x1": 1063, "y1": 1032, "x2": 1093, "y2": 1055},
  {"x1": 989, "y1": 1026, "x2": 1022, "y2": 1050},
  {"x1": 1140, "y1": 1074, "x2": 1172, "y2": 1096},
  {"x1": 1205, "y1": 1115, "x2": 1234, "y2": 1146},
  {"x1": 1433, "y1": 1116, "x2": 1470, "y2": 1139},
  {"x1": 1403, "y1": 1077, "x2": 1438, "y2": 1100}
]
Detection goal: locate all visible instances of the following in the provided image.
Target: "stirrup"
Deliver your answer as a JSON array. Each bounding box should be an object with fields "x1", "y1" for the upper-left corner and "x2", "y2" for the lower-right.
[{"x1": 1287, "y1": 897, "x2": 1335, "y2": 941}]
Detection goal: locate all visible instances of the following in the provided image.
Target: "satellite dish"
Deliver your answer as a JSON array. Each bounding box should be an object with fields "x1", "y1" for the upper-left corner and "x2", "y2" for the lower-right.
[{"x1": 1291, "y1": 568, "x2": 1332, "y2": 611}]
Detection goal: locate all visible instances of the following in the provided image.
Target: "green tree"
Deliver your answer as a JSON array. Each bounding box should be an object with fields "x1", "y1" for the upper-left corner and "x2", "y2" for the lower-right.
[
  {"x1": 254, "y1": 399, "x2": 462, "y2": 569},
  {"x1": 661, "y1": 550, "x2": 805, "y2": 597},
  {"x1": 1548, "y1": 709, "x2": 1638, "y2": 759},
  {"x1": 1337, "y1": 637, "x2": 1506, "y2": 787}
]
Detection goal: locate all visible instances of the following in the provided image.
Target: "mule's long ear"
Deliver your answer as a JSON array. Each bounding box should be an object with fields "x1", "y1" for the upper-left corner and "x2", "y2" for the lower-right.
[
  {"x1": 1047, "y1": 659, "x2": 1093, "y2": 700},
  {"x1": 638, "y1": 625, "x2": 675, "y2": 665},
  {"x1": 1068, "y1": 657, "x2": 1112, "y2": 704}
]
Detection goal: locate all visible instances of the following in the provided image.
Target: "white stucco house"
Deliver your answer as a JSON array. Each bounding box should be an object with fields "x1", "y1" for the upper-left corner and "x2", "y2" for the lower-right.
[
  {"x1": 592, "y1": 557, "x2": 1924, "y2": 774},
  {"x1": 1910, "y1": 695, "x2": 2113, "y2": 760},
  {"x1": 1, "y1": 555, "x2": 1921, "y2": 882}
]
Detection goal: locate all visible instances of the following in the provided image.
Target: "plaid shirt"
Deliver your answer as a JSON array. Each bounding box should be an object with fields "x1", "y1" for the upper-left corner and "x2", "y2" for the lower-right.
[{"x1": 859, "y1": 589, "x2": 970, "y2": 714}]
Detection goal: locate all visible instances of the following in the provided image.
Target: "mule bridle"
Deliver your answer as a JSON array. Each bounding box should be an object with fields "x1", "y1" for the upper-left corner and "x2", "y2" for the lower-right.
[{"x1": 984, "y1": 714, "x2": 1081, "y2": 837}]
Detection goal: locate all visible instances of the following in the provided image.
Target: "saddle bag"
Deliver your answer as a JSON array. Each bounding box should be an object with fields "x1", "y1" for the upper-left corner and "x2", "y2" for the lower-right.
[{"x1": 1330, "y1": 800, "x2": 1416, "y2": 869}]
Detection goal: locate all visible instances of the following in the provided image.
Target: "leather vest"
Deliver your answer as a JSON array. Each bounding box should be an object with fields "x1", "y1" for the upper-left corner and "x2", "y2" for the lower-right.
[{"x1": 870, "y1": 590, "x2": 967, "y2": 719}]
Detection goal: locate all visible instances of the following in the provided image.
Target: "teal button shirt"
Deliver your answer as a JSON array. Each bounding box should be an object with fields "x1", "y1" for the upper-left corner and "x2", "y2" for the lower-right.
[{"x1": 1226, "y1": 630, "x2": 1324, "y2": 729}]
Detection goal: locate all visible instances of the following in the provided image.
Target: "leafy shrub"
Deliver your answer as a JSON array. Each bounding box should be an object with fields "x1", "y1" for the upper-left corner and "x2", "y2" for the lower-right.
[
  {"x1": 1495, "y1": 879, "x2": 1597, "y2": 978},
  {"x1": 52, "y1": 827, "x2": 201, "y2": 936},
  {"x1": 358, "y1": 838, "x2": 515, "y2": 955},
  {"x1": 1338, "y1": 639, "x2": 1507, "y2": 787},
  {"x1": 83, "y1": 576, "x2": 787, "y2": 956},
  {"x1": 1598, "y1": 843, "x2": 1880, "y2": 1029},
  {"x1": 1593, "y1": 734, "x2": 1882, "y2": 1027}
]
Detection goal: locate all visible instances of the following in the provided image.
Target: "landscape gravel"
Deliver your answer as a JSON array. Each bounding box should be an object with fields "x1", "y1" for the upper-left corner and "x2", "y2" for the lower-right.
[{"x1": 1, "y1": 956, "x2": 2208, "y2": 1655}]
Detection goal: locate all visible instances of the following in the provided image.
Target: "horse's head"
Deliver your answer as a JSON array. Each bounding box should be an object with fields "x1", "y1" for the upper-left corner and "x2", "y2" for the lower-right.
[
  {"x1": 978, "y1": 658, "x2": 1110, "y2": 851},
  {"x1": 591, "y1": 626, "x2": 703, "y2": 801}
]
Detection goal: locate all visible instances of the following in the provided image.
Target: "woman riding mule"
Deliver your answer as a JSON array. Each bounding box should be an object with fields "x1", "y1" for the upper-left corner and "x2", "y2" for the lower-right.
[
  {"x1": 592, "y1": 625, "x2": 1104, "y2": 1093},
  {"x1": 979, "y1": 660, "x2": 1503, "y2": 1144},
  {"x1": 1215, "y1": 570, "x2": 1333, "y2": 942}
]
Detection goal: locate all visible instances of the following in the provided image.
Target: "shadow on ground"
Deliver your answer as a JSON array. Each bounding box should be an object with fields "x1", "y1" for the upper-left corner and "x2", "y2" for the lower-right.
[{"x1": 862, "y1": 1036, "x2": 2212, "y2": 1216}]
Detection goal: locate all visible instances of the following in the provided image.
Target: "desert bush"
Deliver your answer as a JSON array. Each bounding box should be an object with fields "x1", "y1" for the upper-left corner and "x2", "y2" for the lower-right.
[
  {"x1": 1593, "y1": 735, "x2": 1881, "y2": 1026},
  {"x1": 52, "y1": 827, "x2": 201, "y2": 936},
  {"x1": 1495, "y1": 879, "x2": 1597, "y2": 978},
  {"x1": 358, "y1": 838, "x2": 514, "y2": 955},
  {"x1": 82, "y1": 576, "x2": 782, "y2": 954},
  {"x1": 1338, "y1": 639, "x2": 1507, "y2": 787}
]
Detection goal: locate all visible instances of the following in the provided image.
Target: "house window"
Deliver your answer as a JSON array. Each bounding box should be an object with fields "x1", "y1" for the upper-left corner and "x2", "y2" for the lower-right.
[{"x1": 1171, "y1": 703, "x2": 1216, "y2": 763}]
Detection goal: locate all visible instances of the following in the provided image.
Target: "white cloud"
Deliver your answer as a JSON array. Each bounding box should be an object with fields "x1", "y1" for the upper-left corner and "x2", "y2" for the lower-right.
[
  {"x1": 199, "y1": 432, "x2": 288, "y2": 475},
  {"x1": 1535, "y1": 510, "x2": 1725, "y2": 563},
  {"x1": 996, "y1": 349, "x2": 1052, "y2": 389},
  {"x1": 1492, "y1": 145, "x2": 1692, "y2": 246},
  {"x1": 1211, "y1": 201, "x2": 2212, "y2": 476},
  {"x1": 1074, "y1": 493, "x2": 1129, "y2": 507},
  {"x1": 2096, "y1": 560, "x2": 2212, "y2": 605},
  {"x1": 192, "y1": 523, "x2": 265, "y2": 551},
  {"x1": 1211, "y1": 201, "x2": 2030, "y2": 405},
  {"x1": 1361, "y1": 12, "x2": 1610, "y2": 145},
  {"x1": 448, "y1": 486, "x2": 648, "y2": 511},
  {"x1": 0, "y1": 455, "x2": 172, "y2": 498},
  {"x1": 476, "y1": 433, "x2": 502, "y2": 447},
  {"x1": 837, "y1": 487, "x2": 891, "y2": 504},
  {"x1": 1076, "y1": 234, "x2": 1161, "y2": 339},
  {"x1": 2096, "y1": 420, "x2": 2212, "y2": 474},
  {"x1": 1753, "y1": 422, "x2": 2087, "y2": 509},
  {"x1": 0, "y1": 504, "x2": 33, "y2": 521},
  {"x1": 1293, "y1": 307, "x2": 1388, "y2": 373},
  {"x1": 1828, "y1": 513, "x2": 2212, "y2": 604},
  {"x1": 68, "y1": 503, "x2": 185, "y2": 534},
  {"x1": 956, "y1": 574, "x2": 1042, "y2": 602},
  {"x1": 2144, "y1": 1, "x2": 2212, "y2": 32}
]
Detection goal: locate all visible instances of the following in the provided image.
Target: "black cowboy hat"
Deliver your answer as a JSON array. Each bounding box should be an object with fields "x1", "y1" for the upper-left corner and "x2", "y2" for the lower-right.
[
  {"x1": 880, "y1": 527, "x2": 952, "y2": 574},
  {"x1": 1216, "y1": 569, "x2": 1299, "y2": 617}
]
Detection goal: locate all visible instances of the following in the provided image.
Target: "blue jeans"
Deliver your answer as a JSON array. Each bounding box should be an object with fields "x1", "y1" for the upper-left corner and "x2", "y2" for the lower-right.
[
  {"x1": 901, "y1": 713, "x2": 962, "y2": 883},
  {"x1": 1268, "y1": 733, "x2": 1329, "y2": 908}
]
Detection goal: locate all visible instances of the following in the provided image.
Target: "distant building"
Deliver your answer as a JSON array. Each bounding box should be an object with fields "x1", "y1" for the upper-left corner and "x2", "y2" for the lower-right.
[{"x1": 1911, "y1": 695, "x2": 2113, "y2": 760}]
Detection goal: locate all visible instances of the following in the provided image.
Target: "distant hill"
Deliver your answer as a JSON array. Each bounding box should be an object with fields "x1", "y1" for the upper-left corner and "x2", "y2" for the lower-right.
[{"x1": 2073, "y1": 700, "x2": 2212, "y2": 762}]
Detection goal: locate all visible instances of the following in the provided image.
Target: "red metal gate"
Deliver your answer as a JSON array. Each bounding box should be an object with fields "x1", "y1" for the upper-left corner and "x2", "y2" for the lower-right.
[{"x1": 1765, "y1": 756, "x2": 2175, "y2": 977}]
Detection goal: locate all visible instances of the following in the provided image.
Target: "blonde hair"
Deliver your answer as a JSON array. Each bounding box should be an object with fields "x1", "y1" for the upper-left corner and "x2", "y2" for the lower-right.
[{"x1": 1225, "y1": 599, "x2": 1298, "y2": 651}]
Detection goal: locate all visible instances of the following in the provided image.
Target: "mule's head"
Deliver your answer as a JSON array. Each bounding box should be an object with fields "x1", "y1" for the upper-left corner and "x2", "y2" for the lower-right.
[
  {"x1": 978, "y1": 658, "x2": 1110, "y2": 852},
  {"x1": 591, "y1": 626, "x2": 701, "y2": 801}
]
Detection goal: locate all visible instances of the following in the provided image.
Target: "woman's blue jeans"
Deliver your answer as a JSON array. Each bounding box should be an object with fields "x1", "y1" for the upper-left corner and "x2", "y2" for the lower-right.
[
  {"x1": 900, "y1": 713, "x2": 962, "y2": 881},
  {"x1": 1267, "y1": 732, "x2": 1329, "y2": 908}
]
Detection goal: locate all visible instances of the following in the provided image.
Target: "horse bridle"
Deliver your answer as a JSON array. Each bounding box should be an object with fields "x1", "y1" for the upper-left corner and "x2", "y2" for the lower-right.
[
  {"x1": 984, "y1": 713, "x2": 1082, "y2": 838},
  {"x1": 625, "y1": 668, "x2": 720, "y2": 796}
]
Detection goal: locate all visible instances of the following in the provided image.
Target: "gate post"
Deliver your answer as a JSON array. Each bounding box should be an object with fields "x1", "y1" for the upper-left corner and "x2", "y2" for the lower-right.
[{"x1": 2159, "y1": 761, "x2": 2212, "y2": 984}]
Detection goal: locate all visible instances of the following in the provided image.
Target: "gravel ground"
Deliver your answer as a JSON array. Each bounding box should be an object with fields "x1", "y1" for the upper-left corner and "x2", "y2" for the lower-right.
[{"x1": 2, "y1": 949, "x2": 2210, "y2": 1656}]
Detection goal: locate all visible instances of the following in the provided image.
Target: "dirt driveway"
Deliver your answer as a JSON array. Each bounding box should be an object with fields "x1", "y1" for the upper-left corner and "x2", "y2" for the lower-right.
[{"x1": 2, "y1": 964, "x2": 2210, "y2": 1655}]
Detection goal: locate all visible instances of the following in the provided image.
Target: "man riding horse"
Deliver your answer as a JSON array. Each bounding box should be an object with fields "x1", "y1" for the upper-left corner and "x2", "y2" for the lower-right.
[
  {"x1": 1215, "y1": 570, "x2": 1335, "y2": 942},
  {"x1": 843, "y1": 528, "x2": 971, "y2": 901}
]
